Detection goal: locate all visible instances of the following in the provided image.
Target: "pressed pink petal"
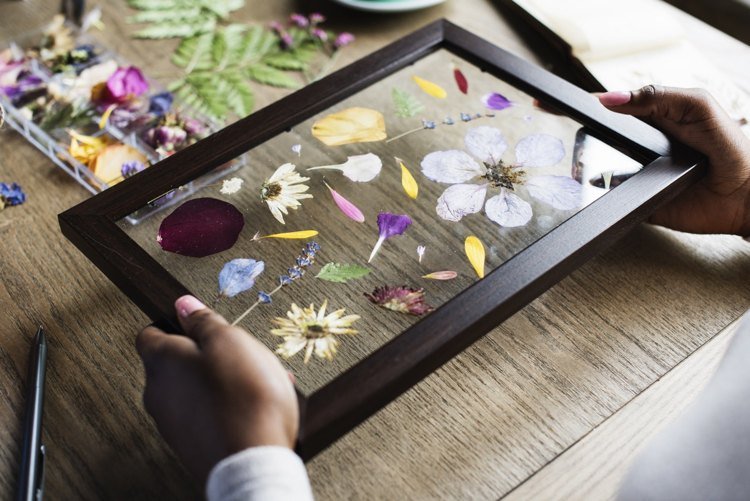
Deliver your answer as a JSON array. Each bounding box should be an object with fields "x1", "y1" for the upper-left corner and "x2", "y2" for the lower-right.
[
  {"x1": 422, "y1": 271, "x2": 458, "y2": 280},
  {"x1": 326, "y1": 183, "x2": 365, "y2": 222}
]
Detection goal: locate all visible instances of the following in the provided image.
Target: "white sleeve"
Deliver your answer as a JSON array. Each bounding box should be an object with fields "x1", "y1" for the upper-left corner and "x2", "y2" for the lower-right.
[{"x1": 206, "y1": 446, "x2": 314, "y2": 501}]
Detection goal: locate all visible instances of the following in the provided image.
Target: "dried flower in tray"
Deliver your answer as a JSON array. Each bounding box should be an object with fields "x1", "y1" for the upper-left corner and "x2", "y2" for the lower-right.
[
  {"x1": 365, "y1": 285, "x2": 434, "y2": 316},
  {"x1": 272, "y1": 300, "x2": 360, "y2": 363},
  {"x1": 0, "y1": 182, "x2": 26, "y2": 209}
]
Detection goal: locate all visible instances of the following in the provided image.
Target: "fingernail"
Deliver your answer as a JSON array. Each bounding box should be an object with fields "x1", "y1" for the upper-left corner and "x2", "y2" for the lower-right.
[
  {"x1": 599, "y1": 91, "x2": 632, "y2": 107},
  {"x1": 175, "y1": 295, "x2": 206, "y2": 318}
]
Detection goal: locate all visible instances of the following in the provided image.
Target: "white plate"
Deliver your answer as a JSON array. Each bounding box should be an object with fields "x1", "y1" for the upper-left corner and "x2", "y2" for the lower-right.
[{"x1": 330, "y1": 0, "x2": 447, "y2": 13}]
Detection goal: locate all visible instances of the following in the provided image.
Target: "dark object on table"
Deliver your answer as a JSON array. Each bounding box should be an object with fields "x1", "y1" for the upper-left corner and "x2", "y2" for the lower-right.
[
  {"x1": 60, "y1": 0, "x2": 84, "y2": 25},
  {"x1": 16, "y1": 326, "x2": 47, "y2": 501},
  {"x1": 59, "y1": 19, "x2": 704, "y2": 461}
]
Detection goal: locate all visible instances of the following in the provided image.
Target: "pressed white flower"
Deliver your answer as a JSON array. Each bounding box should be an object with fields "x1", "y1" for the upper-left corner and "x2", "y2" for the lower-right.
[
  {"x1": 220, "y1": 177, "x2": 244, "y2": 195},
  {"x1": 272, "y1": 300, "x2": 360, "y2": 363},
  {"x1": 421, "y1": 126, "x2": 581, "y2": 228},
  {"x1": 417, "y1": 245, "x2": 426, "y2": 263},
  {"x1": 260, "y1": 163, "x2": 313, "y2": 224}
]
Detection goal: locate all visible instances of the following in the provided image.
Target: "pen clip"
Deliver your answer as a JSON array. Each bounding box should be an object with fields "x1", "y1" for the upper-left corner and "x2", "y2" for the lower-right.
[{"x1": 34, "y1": 445, "x2": 45, "y2": 501}]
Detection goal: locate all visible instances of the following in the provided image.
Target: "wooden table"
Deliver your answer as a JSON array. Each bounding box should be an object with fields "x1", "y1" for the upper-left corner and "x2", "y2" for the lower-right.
[{"x1": 1, "y1": 1, "x2": 749, "y2": 499}]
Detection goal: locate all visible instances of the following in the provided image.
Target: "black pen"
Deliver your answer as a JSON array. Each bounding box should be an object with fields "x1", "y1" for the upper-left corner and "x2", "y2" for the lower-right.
[{"x1": 17, "y1": 326, "x2": 47, "y2": 501}]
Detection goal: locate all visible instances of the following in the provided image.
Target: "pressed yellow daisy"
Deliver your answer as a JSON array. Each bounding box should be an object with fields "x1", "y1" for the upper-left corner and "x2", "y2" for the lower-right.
[
  {"x1": 272, "y1": 300, "x2": 360, "y2": 363},
  {"x1": 260, "y1": 163, "x2": 313, "y2": 224}
]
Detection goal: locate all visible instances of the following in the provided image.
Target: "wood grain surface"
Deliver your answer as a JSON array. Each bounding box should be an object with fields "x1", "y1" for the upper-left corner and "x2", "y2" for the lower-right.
[{"x1": 1, "y1": 1, "x2": 750, "y2": 500}]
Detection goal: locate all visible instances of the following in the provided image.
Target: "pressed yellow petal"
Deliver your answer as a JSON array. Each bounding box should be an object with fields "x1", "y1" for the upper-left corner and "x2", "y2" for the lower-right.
[
  {"x1": 412, "y1": 76, "x2": 447, "y2": 99},
  {"x1": 260, "y1": 230, "x2": 319, "y2": 240},
  {"x1": 397, "y1": 157, "x2": 418, "y2": 199},
  {"x1": 92, "y1": 144, "x2": 147, "y2": 185},
  {"x1": 311, "y1": 107, "x2": 387, "y2": 146},
  {"x1": 464, "y1": 235, "x2": 485, "y2": 278}
]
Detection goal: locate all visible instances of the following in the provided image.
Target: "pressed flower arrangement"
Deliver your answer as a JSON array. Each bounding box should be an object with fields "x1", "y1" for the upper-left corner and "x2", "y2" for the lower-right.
[{"x1": 62, "y1": 21, "x2": 693, "y2": 460}]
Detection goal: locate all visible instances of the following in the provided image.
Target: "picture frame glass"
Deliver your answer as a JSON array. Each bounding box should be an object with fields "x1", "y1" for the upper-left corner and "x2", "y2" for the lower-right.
[{"x1": 117, "y1": 48, "x2": 643, "y2": 395}]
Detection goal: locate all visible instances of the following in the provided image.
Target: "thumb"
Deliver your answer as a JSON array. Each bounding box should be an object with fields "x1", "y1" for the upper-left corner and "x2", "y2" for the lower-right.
[
  {"x1": 599, "y1": 85, "x2": 736, "y2": 160},
  {"x1": 175, "y1": 295, "x2": 231, "y2": 346}
]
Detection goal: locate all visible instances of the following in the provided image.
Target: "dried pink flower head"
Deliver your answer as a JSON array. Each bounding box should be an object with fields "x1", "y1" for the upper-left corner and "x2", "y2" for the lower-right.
[
  {"x1": 280, "y1": 32, "x2": 294, "y2": 50},
  {"x1": 365, "y1": 285, "x2": 434, "y2": 316},
  {"x1": 289, "y1": 13, "x2": 309, "y2": 27},
  {"x1": 309, "y1": 13, "x2": 326, "y2": 24},
  {"x1": 311, "y1": 28, "x2": 328, "y2": 42},
  {"x1": 334, "y1": 32, "x2": 355, "y2": 49}
]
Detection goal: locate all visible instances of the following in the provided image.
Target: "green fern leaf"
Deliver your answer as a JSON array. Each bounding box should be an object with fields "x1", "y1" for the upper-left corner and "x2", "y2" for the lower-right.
[
  {"x1": 172, "y1": 74, "x2": 229, "y2": 120},
  {"x1": 246, "y1": 64, "x2": 299, "y2": 88},
  {"x1": 132, "y1": 18, "x2": 216, "y2": 39},
  {"x1": 262, "y1": 52, "x2": 309, "y2": 71},
  {"x1": 237, "y1": 26, "x2": 278, "y2": 62},
  {"x1": 392, "y1": 87, "x2": 425, "y2": 118},
  {"x1": 127, "y1": 8, "x2": 202, "y2": 24},
  {"x1": 127, "y1": 0, "x2": 190, "y2": 10},
  {"x1": 172, "y1": 32, "x2": 214, "y2": 70},
  {"x1": 222, "y1": 71, "x2": 255, "y2": 118}
]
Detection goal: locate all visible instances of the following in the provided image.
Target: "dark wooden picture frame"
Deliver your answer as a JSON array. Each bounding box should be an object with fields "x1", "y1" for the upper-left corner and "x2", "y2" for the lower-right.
[{"x1": 59, "y1": 19, "x2": 704, "y2": 460}]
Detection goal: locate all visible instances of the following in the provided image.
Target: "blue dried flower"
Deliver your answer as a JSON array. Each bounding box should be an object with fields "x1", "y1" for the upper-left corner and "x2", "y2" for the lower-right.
[
  {"x1": 148, "y1": 92, "x2": 173, "y2": 116},
  {"x1": 460, "y1": 112, "x2": 472, "y2": 122},
  {"x1": 443, "y1": 116, "x2": 454, "y2": 125},
  {"x1": 121, "y1": 160, "x2": 146, "y2": 178},
  {"x1": 422, "y1": 119, "x2": 436, "y2": 130},
  {"x1": 258, "y1": 291, "x2": 272, "y2": 304},
  {"x1": 218, "y1": 259, "x2": 265, "y2": 298},
  {"x1": 279, "y1": 275, "x2": 293, "y2": 286},
  {"x1": 0, "y1": 182, "x2": 26, "y2": 206}
]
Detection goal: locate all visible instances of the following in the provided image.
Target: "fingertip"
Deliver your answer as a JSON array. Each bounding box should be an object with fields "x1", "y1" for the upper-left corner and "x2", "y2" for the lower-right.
[
  {"x1": 599, "y1": 90, "x2": 632, "y2": 107},
  {"x1": 175, "y1": 295, "x2": 207, "y2": 319},
  {"x1": 136, "y1": 326, "x2": 166, "y2": 360}
]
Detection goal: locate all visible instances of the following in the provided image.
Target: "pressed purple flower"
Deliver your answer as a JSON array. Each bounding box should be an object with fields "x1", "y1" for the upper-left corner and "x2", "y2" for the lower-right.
[
  {"x1": 258, "y1": 291, "x2": 272, "y2": 304},
  {"x1": 365, "y1": 285, "x2": 434, "y2": 316},
  {"x1": 482, "y1": 92, "x2": 512, "y2": 111},
  {"x1": 268, "y1": 21, "x2": 283, "y2": 33},
  {"x1": 368, "y1": 212, "x2": 412, "y2": 262},
  {"x1": 105, "y1": 66, "x2": 148, "y2": 103},
  {"x1": 121, "y1": 160, "x2": 146, "y2": 178},
  {"x1": 0, "y1": 182, "x2": 26, "y2": 206},
  {"x1": 280, "y1": 32, "x2": 294, "y2": 50},
  {"x1": 148, "y1": 91, "x2": 173, "y2": 116},
  {"x1": 309, "y1": 13, "x2": 326, "y2": 24},
  {"x1": 154, "y1": 125, "x2": 187, "y2": 150},
  {"x1": 182, "y1": 117, "x2": 206, "y2": 136},
  {"x1": 289, "y1": 13, "x2": 309, "y2": 27},
  {"x1": 333, "y1": 32, "x2": 355, "y2": 49},
  {"x1": 1, "y1": 71, "x2": 43, "y2": 100},
  {"x1": 311, "y1": 28, "x2": 328, "y2": 42}
]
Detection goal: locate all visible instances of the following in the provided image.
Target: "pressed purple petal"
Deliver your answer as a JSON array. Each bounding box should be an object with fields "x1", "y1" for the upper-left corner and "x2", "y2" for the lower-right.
[
  {"x1": 157, "y1": 198, "x2": 244, "y2": 257},
  {"x1": 377, "y1": 212, "x2": 412, "y2": 239},
  {"x1": 482, "y1": 92, "x2": 512, "y2": 111}
]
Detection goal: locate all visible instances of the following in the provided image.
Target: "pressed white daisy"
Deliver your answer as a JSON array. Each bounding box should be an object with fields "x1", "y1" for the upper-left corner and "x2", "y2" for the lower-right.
[
  {"x1": 260, "y1": 163, "x2": 313, "y2": 224},
  {"x1": 272, "y1": 300, "x2": 360, "y2": 363}
]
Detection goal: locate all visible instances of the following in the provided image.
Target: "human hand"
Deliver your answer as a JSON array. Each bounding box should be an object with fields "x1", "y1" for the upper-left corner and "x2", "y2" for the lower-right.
[
  {"x1": 599, "y1": 85, "x2": 750, "y2": 235},
  {"x1": 136, "y1": 295, "x2": 298, "y2": 484}
]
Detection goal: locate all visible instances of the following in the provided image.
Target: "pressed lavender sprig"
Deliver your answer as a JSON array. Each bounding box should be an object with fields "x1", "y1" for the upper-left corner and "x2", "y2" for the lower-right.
[{"x1": 231, "y1": 241, "x2": 320, "y2": 326}]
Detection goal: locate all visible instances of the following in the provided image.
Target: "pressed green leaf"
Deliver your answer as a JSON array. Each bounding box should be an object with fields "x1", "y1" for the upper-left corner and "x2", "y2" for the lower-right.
[
  {"x1": 316, "y1": 263, "x2": 371, "y2": 283},
  {"x1": 127, "y1": 0, "x2": 189, "y2": 10},
  {"x1": 173, "y1": 74, "x2": 229, "y2": 120},
  {"x1": 392, "y1": 87, "x2": 425, "y2": 118},
  {"x1": 172, "y1": 32, "x2": 214, "y2": 70},
  {"x1": 222, "y1": 71, "x2": 255, "y2": 118},
  {"x1": 127, "y1": 8, "x2": 202, "y2": 24},
  {"x1": 246, "y1": 63, "x2": 298, "y2": 88},
  {"x1": 263, "y1": 52, "x2": 309, "y2": 71},
  {"x1": 132, "y1": 18, "x2": 216, "y2": 39},
  {"x1": 213, "y1": 24, "x2": 246, "y2": 67}
]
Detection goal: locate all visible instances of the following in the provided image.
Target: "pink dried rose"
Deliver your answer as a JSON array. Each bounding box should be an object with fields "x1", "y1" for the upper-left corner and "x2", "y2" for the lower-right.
[
  {"x1": 365, "y1": 285, "x2": 434, "y2": 316},
  {"x1": 104, "y1": 66, "x2": 148, "y2": 103}
]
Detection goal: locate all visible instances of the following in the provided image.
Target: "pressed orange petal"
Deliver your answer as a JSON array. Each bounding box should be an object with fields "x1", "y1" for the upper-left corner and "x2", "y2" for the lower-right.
[{"x1": 311, "y1": 107, "x2": 387, "y2": 146}]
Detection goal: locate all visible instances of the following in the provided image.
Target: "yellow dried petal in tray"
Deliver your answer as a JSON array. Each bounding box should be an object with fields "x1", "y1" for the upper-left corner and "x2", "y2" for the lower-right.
[
  {"x1": 311, "y1": 107, "x2": 387, "y2": 146},
  {"x1": 92, "y1": 144, "x2": 147, "y2": 186}
]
